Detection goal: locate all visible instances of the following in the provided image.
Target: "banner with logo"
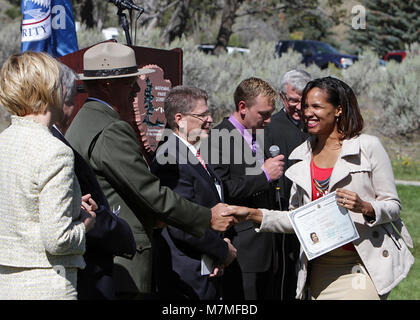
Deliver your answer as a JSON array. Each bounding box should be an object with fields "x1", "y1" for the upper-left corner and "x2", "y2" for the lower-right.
[{"x1": 21, "y1": 0, "x2": 78, "y2": 57}]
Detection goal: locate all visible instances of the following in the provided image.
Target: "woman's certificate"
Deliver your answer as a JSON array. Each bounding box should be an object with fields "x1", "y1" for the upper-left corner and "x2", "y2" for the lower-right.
[{"x1": 288, "y1": 191, "x2": 359, "y2": 260}]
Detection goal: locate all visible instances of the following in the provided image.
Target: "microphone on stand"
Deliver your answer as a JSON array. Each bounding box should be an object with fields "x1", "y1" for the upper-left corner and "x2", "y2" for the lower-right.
[
  {"x1": 109, "y1": 0, "x2": 144, "y2": 12},
  {"x1": 269, "y1": 145, "x2": 282, "y2": 210}
]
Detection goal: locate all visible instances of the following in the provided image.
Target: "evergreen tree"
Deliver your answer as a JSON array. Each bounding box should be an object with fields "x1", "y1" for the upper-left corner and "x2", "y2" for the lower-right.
[
  {"x1": 350, "y1": 0, "x2": 420, "y2": 57},
  {"x1": 284, "y1": 0, "x2": 344, "y2": 42}
]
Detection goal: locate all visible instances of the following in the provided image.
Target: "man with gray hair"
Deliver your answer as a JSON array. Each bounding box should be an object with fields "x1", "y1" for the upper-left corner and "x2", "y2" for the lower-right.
[
  {"x1": 264, "y1": 69, "x2": 312, "y2": 300},
  {"x1": 267, "y1": 69, "x2": 312, "y2": 157},
  {"x1": 279, "y1": 69, "x2": 312, "y2": 127}
]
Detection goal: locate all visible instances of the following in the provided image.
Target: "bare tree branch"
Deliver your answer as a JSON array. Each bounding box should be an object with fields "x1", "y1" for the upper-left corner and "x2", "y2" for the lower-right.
[{"x1": 140, "y1": 0, "x2": 181, "y2": 25}]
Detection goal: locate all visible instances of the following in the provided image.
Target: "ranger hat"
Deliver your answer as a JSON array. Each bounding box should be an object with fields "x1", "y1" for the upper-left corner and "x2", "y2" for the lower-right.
[{"x1": 79, "y1": 42, "x2": 154, "y2": 80}]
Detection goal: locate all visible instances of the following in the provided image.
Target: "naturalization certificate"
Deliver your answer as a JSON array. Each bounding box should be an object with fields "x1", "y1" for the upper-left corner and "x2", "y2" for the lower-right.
[{"x1": 288, "y1": 191, "x2": 359, "y2": 260}]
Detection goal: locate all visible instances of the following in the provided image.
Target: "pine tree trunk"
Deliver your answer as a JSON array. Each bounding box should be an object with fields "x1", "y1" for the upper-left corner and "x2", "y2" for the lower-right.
[
  {"x1": 213, "y1": 0, "x2": 244, "y2": 55},
  {"x1": 80, "y1": 0, "x2": 95, "y2": 28},
  {"x1": 162, "y1": 0, "x2": 191, "y2": 43}
]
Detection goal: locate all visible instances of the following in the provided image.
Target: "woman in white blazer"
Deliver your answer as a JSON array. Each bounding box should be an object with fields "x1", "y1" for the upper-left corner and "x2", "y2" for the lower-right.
[
  {"x1": 227, "y1": 77, "x2": 414, "y2": 300},
  {"x1": 0, "y1": 52, "x2": 96, "y2": 300}
]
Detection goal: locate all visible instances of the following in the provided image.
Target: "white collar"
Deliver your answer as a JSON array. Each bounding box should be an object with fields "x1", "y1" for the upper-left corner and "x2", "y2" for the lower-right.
[{"x1": 172, "y1": 132, "x2": 200, "y2": 157}]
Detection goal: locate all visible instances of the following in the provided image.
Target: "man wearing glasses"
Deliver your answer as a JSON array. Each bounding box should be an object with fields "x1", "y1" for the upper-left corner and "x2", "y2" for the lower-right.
[
  {"x1": 264, "y1": 69, "x2": 312, "y2": 299},
  {"x1": 150, "y1": 85, "x2": 237, "y2": 300},
  {"x1": 266, "y1": 69, "x2": 312, "y2": 167}
]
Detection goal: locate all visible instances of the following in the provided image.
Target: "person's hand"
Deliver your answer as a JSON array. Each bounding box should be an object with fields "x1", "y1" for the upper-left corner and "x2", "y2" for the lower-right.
[
  {"x1": 262, "y1": 154, "x2": 285, "y2": 181},
  {"x1": 223, "y1": 238, "x2": 237, "y2": 267},
  {"x1": 335, "y1": 188, "x2": 375, "y2": 218},
  {"x1": 81, "y1": 193, "x2": 98, "y2": 212},
  {"x1": 209, "y1": 265, "x2": 224, "y2": 278},
  {"x1": 210, "y1": 203, "x2": 236, "y2": 231},
  {"x1": 209, "y1": 238, "x2": 238, "y2": 278},
  {"x1": 222, "y1": 205, "x2": 263, "y2": 224},
  {"x1": 80, "y1": 194, "x2": 96, "y2": 232}
]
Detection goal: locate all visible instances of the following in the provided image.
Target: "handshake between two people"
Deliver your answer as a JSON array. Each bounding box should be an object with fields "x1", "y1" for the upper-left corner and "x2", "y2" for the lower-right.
[
  {"x1": 209, "y1": 187, "x2": 377, "y2": 234},
  {"x1": 209, "y1": 203, "x2": 264, "y2": 231},
  {"x1": 208, "y1": 204, "x2": 263, "y2": 278},
  {"x1": 209, "y1": 154, "x2": 285, "y2": 232}
]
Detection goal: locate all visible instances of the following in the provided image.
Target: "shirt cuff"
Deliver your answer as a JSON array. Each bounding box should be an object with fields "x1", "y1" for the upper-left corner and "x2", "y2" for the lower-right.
[{"x1": 263, "y1": 168, "x2": 271, "y2": 182}]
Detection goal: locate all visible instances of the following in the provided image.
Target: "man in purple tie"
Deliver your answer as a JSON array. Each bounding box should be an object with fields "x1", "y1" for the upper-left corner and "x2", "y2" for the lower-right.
[{"x1": 206, "y1": 77, "x2": 285, "y2": 299}]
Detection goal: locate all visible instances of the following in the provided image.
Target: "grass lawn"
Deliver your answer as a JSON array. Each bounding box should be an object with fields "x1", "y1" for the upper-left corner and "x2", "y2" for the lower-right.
[
  {"x1": 387, "y1": 185, "x2": 420, "y2": 300},
  {"x1": 392, "y1": 158, "x2": 420, "y2": 181}
]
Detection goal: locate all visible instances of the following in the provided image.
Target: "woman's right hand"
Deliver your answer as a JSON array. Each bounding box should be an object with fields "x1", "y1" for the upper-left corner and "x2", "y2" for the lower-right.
[{"x1": 222, "y1": 205, "x2": 263, "y2": 224}]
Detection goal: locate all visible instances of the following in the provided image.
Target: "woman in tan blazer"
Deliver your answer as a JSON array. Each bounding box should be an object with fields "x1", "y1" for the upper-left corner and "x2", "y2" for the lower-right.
[
  {"x1": 0, "y1": 52, "x2": 96, "y2": 300},
  {"x1": 227, "y1": 77, "x2": 414, "y2": 300}
]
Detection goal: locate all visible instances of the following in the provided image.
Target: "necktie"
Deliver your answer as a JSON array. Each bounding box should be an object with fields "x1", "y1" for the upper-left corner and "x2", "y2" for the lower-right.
[
  {"x1": 196, "y1": 149, "x2": 207, "y2": 169},
  {"x1": 251, "y1": 134, "x2": 264, "y2": 165},
  {"x1": 251, "y1": 133, "x2": 257, "y2": 155}
]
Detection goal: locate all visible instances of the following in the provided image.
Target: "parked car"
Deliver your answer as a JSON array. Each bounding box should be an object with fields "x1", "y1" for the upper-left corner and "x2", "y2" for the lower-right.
[
  {"x1": 102, "y1": 27, "x2": 119, "y2": 40},
  {"x1": 383, "y1": 51, "x2": 406, "y2": 63},
  {"x1": 275, "y1": 40, "x2": 358, "y2": 69},
  {"x1": 197, "y1": 44, "x2": 250, "y2": 55}
]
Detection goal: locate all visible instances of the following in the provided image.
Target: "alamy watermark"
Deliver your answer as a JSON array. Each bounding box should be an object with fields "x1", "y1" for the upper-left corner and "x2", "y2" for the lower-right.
[
  {"x1": 351, "y1": 265, "x2": 367, "y2": 290},
  {"x1": 352, "y1": 4, "x2": 366, "y2": 30},
  {"x1": 154, "y1": 128, "x2": 269, "y2": 176}
]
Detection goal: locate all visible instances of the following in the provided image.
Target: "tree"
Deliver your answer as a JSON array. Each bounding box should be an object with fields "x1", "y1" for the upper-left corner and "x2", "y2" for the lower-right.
[
  {"x1": 161, "y1": 0, "x2": 190, "y2": 43},
  {"x1": 349, "y1": 0, "x2": 420, "y2": 57},
  {"x1": 284, "y1": 0, "x2": 344, "y2": 42},
  {"x1": 213, "y1": 0, "x2": 244, "y2": 55},
  {"x1": 212, "y1": 0, "x2": 344, "y2": 55},
  {"x1": 69, "y1": 0, "x2": 109, "y2": 30}
]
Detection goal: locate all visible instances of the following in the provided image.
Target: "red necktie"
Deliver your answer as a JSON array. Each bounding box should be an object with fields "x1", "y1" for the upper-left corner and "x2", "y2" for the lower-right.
[{"x1": 196, "y1": 149, "x2": 207, "y2": 169}]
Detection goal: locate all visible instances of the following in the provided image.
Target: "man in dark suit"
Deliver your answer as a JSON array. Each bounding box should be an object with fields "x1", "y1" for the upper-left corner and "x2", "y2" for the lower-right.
[
  {"x1": 150, "y1": 86, "x2": 237, "y2": 299},
  {"x1": 65, "y1": 42, "x2": 235, "y2": 299},
  {"x1": 206, "y1": 77, "x2": 285, "y2": 299},
  {"x1": 54, "y1": 62, "x2": 136, "y2": 300},
  {"x1": 264, "y1": 69, "x2": 312, "y2": 299}
]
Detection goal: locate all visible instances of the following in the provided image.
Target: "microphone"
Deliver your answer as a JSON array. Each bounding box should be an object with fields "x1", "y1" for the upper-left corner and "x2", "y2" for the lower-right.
[
  {"x1": 269, "y1": 145, "x2": 282, "y2": 209},
  {"x1": 269, "y1": 145, "x2": 280, "y2": 158},
  {"x1": 109, "y1": 0, "x2": 144, "y2": 11}
]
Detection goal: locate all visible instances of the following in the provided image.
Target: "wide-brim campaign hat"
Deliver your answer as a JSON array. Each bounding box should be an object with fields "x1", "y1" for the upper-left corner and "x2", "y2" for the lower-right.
[{"x1": 79, "y1": 42, "x2": 154, "y2": 80}]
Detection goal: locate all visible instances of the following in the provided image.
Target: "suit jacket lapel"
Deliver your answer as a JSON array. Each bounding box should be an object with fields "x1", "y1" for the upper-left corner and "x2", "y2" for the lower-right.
[
  {"x1": 206, "y1": 164, "x2": 224, "y2": 202},
  {"x1": 286, "y1": 139, "x2": 313, "y2": 199},
  {"x1": 171, "y1": 134, "x2": 223, "y2": 202},
  {"x1": 329, "y1": 137, "x2": 361, "y2": 191},
  {"x1": 286, "y1": 136, "x2": 362, "y2": 198},
  {"x1": 223, "y1": 117, "x2": 259, "y2": 166}
]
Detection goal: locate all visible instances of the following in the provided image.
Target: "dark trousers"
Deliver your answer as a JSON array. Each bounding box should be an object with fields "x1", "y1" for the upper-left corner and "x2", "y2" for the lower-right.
[
  {"x1": 222, "y1": 235, "x2": 299, "y2": 300},
  {"x1": 222, "y1": 260, "x2": 278, "y2": 300},
  {"x1": 273, "y1": 234, "x2": 300, "y2": 300}
]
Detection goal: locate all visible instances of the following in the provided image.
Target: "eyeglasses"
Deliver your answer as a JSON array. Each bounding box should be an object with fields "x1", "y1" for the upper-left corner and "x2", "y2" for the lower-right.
[
  {"x1": 282, "y1": 93, "x2": 301, "y2": 106},
  {"x1": 183, "y1": 111, "x2": 212, "y2": 121}
]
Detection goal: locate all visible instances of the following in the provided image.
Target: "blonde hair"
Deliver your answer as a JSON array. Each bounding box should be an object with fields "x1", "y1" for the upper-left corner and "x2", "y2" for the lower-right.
[
  {"x1": 233, "y1": 77, "x2": 277, "y2": 111},
  {"x1": 0, "y1": 51, "x2": 63, "y2": 116}
]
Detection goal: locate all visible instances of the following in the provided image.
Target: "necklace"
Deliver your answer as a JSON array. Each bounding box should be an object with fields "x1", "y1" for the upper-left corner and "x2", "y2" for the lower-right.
[{"x1": 311, "y1": 158, "x2": 331, "y2": 198}]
